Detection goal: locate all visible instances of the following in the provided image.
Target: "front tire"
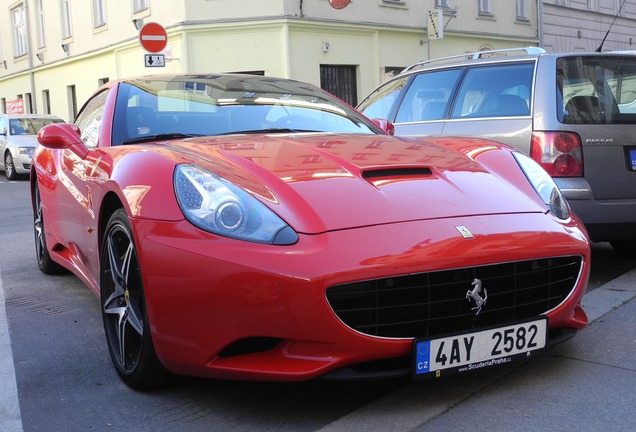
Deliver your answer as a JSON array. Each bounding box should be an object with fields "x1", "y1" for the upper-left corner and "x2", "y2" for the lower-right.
[
  {"x1": 33, "y1": 180, "x2": 65, "y2": 274},
  {"x1": 100, "y1": 209, "x2": 172, "y2": 390},
  {"x1": 5, "y1": 152, "x2": 17, "y2": 180}
]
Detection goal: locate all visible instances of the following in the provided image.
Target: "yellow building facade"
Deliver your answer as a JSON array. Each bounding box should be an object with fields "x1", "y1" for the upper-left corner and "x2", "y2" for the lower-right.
[{"x1": 0, "y1": 0, "x2": 539, "y2": 122}]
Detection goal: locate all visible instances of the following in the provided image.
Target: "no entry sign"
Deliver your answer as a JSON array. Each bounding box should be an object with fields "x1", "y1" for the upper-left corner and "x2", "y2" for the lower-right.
[
  {"x1": 139, "y1": 22, "x2": 167, "y2": 53},
  {"x1": 328, "y1": 0, "x2": 351, "y2": 9}
]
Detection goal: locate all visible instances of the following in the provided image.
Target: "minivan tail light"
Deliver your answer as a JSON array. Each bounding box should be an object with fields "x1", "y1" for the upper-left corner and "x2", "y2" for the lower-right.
[{"x1": 530, "y1": 132, "x2": 583, "y2": 177}]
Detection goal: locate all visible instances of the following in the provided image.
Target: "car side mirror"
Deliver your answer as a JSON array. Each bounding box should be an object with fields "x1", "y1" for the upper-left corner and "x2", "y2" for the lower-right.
[
  {"x1": 37, "y1": 123, "x2": 89, "y2": 159},
  {"x1": 371, "y1": 118, "x2": 395, "y2": 136}
]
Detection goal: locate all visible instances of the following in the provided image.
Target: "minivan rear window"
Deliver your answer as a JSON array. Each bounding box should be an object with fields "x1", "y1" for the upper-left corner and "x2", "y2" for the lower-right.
[{"x1": 558, "y1": 56, "x2": 636, "y2": 124}]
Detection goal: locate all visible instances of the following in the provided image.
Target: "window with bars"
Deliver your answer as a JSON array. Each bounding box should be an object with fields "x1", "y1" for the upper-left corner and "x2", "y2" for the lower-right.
[{"x1": 320, "y1": 65, "x2": 358, "y2": 107}]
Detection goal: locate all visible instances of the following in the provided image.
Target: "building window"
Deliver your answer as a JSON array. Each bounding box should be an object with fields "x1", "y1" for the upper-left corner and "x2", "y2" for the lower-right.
[
  {"x1": 37, "y1": 0, "x2": 46, "y2": 48},
  {"x1": 61, "y1": 0, "x2": 73, "y2": 39},
  {"x1": 25, "y1": 93, "x2": 33, "y2": 114},
  {"x1": 555, "y1": 0, "x2": 568, "y2": 6},
  {"x1": 93, "y1": 0, "x2": 106, "y2": 28},
  {"x1": 67, "y1": 85, "x2": 77, "y2": 120},
  {"x1": 516, "y1": 0, "x2": 528, "y2": 19},
  {"x1": 320, "y1": 65, "x2": 358, "y2": 107},
  {"x1": 12, "y1": 6, "x2": 28, "y2": 57},
  {"x1": 587, "y1": 0, "x2": 598, "y2": 11},
  {"x1": 133, "y1": 0, "x2": 149, "y2": 14},
  {"x1": 478, "y1": 0, "x2": 492, "y2": 15},
  {"x1": 42, "y1": 90, "x2": 51, "y2": 114},
  {"x1": 617, "y1": 0, "x2": 626, "y2": 16},
  {"x1": 434, "y1": 0, "x2": 449, "y2": 8}
]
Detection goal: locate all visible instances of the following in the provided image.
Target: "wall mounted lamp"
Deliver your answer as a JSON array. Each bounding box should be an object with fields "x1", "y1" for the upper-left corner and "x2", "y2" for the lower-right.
[
  {"x1": 61, "y1": 43, "x2": 70, "y2": 54},
  {"x1": 36, "y1": 53, "x2": 44, "y2": 62},
  {"x1": 133, "y1": 18, "x2": 144, "y2": 30}
]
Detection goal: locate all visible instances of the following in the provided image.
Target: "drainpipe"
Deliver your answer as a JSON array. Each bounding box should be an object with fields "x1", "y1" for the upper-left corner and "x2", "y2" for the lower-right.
[
  {"x1": 25, "y1": 0, "x2": 37, "y2": 113},
  {"x1": 537, "y1": 0, "x2": 544, "y2": 48}
]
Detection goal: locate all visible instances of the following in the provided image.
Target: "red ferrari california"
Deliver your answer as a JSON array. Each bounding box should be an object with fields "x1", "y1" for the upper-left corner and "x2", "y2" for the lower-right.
[{"x1": 31, "y1": 74, "x2": 590, "y2": 390}]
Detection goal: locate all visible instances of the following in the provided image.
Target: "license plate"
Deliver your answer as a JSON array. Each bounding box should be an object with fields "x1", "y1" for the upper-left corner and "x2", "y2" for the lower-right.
[
  {"x1": 412, "y1": 317, "x2": 547, "y2": 379},
  {"x1": 629, "y1": 148, "x2": 636, "y2": 171}
]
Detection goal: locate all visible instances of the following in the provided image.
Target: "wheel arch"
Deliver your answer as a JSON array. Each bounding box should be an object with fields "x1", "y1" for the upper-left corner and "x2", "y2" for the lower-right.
[{"x1": 97, "y1": 191, "x2": 125, "y2": 260}]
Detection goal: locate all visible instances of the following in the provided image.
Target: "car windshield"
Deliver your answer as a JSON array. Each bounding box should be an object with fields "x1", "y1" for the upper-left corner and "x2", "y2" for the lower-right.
[
  {"x1": 558, "y1": 56, "x2": 636, "y2": 124},
  {"x1": 9, "y1": 118, "x2": 62, "y2": 135},
  {"x1": 111, "y1": 75, "x2": 381, "y2": 145}
]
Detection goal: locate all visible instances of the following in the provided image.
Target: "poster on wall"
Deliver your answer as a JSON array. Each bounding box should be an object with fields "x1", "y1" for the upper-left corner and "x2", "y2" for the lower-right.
[{"x1": 7, "y1": 99, "x2": 24, "y2": 114}]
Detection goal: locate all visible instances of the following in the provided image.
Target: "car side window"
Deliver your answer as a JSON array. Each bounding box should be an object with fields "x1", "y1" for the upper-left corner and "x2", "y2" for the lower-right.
[
  {"x1": 395, "y1": 69, "x2": 463, "y2": 123},
  {"x1": 450, "y1": 63, "x2": 533, "y2": 119},
  {"x1": 75, "y1": 89, "x2": 109, "y2": 149},
  {"x1": 358, "y1": 76, "x2": 409, "y2": 120}
]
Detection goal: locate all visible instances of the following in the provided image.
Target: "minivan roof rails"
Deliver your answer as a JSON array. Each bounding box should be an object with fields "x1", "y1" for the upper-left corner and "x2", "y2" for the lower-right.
[{"x1": 402, "y1": 47, "x2": 546, "y2": 73}]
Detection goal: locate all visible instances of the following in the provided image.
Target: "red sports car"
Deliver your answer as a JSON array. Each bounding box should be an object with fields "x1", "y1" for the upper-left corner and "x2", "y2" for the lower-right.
[{"x1": 31, "y1": 74, "x2": 590, "y2": 390}]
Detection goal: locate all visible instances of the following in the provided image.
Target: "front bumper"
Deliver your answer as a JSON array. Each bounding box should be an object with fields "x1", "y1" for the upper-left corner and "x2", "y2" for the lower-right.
[{"x1": 133, "y1": 212, "x2": 590, "y2": 381}]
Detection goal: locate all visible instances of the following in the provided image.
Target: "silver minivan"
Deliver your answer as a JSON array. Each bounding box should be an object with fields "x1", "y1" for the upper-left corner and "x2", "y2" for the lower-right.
[{"x1": 358, "y1": 47, "x2": 636, "y2": 254}]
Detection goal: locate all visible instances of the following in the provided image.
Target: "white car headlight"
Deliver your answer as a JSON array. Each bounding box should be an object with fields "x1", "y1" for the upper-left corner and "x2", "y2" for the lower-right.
[
  {"x1": 174, "y1": 164, "x2": 297, "y2": 245},
  {"x1": 18, "y1": 147, "x2": 35, "y2": 157},
  {"x1": 513, "y1": 152, "x2": 570, "y2": 220}
]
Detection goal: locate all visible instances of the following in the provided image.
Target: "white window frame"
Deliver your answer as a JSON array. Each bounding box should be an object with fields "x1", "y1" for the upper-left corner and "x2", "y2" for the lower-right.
[
  {"x1": 13, "y1": 6, "x2": 28, "y2": 57},
  {"x1": 37, "y1": 0, "x2": 46, "y2": 48},
  {"x1": 93, "y1": 0, "x2": 106, "y2": 28},
  {"x1": 133, "y1": 0, "x2": 149, "y2": 14},
  {"x1": 61, "y1": 0, "x2": 73, "y2": 39},
  {"x1": 516, "y1": 0, "x2": 528, "y2": 19},
  {"x1": 478, "y1": 0, "x2": 491, "y2": 15}
]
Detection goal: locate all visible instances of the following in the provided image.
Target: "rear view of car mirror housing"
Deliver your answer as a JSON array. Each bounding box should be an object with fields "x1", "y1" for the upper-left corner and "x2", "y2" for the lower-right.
[
  {"x1": 37, "y1": 123, "x2": 88, "y2": 159},
  {"x1": 371, "y1": 118, "x2": 395, "y2": 135}
]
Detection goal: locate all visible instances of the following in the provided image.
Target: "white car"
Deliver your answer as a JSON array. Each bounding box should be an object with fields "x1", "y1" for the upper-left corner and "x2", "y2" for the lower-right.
[{"x1": 1, "y1": 113, "x2": 64, "y2": 180}]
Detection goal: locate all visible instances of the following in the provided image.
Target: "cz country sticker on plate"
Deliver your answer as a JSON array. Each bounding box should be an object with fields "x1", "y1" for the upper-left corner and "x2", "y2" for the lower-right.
[
  {"x1": 628, "y1": 147, "x2": 636, "y2": 171},
  {"x1": 412, "y1": 317, "x2": 547, "y2": 379}
]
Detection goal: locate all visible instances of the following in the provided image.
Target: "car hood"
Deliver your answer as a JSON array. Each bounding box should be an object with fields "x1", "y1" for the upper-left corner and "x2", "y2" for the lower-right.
[
  {"x1": 161, "y1": 133, "x2": 543, "y2": 234},
  {"x1": 6, "y1": 135, "x2": 37, "y2": 147}
]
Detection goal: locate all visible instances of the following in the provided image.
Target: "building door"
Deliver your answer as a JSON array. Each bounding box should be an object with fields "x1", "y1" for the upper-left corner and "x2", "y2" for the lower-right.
[{"x1": 320, "y1": 65, "x2": 358, "y2": 106}]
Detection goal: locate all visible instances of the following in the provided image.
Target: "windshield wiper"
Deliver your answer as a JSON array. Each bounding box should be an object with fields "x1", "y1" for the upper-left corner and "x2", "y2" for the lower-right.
[
  {"x1": 217, "y1": 128, "x2": 320, "y2": 135},
  {"x1": 123, "y1": 133, "x2": 204, "y2": 145}
]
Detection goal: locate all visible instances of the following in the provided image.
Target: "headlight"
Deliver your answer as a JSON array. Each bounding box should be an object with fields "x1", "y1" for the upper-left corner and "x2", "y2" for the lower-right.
[
  {"x1": 513, "y1": 152, "x2": 570, "y2": 220},
  {"x1": 174, "y1": 164, "x2": 298, "y2": 245},
  {"x1": 18, "y1": 147, "x2": 34, "y2": 157}
]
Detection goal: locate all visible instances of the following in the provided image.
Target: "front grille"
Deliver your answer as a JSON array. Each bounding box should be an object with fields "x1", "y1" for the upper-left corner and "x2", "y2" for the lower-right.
[{"x1": 326, "y1": 256, "x2": 582, "y2": 339}]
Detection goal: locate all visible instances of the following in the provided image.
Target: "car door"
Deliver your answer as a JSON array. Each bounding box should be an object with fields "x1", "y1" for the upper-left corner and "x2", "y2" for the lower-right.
[
  {"x1": 442, "y1": 62, "x2": 535, "y2": 153},
  {"x1": 0, "y1": 117, "x2": 7, "y2": 170},
  {"x1": 359, "y1": 69, "x2": 463, "y2": 137}
]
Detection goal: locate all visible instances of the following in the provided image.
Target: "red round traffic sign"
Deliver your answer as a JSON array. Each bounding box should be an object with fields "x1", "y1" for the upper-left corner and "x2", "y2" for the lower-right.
[
  {"x1": 328, "y1": 0, "x2": 351, "y2": 9},
  {"x1": 139, "y1": 22, "x2": 167, "y2": 53}
]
